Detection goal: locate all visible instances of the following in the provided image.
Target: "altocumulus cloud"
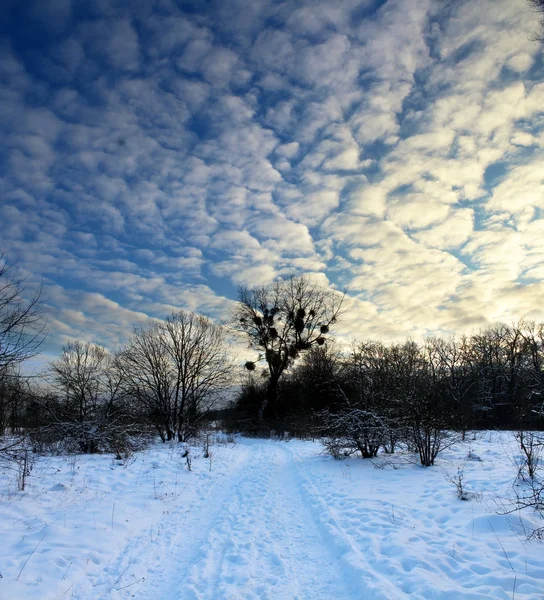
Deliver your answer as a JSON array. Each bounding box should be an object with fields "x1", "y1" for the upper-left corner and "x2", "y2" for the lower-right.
[{"x1": 0, "y1": 0, "x2": 543, "y2": 356}]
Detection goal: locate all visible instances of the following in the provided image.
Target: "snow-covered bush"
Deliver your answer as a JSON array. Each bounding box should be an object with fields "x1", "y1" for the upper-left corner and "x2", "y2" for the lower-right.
[
  {"x1": 28, "y1": 421, "x2": 151, "y2": 458},
  {"x1": 318, "y1": 408, "x2": 389, "y2": 459},
  {"x1": 0, "y1": 437, "x2": 34, "y2": 491}
]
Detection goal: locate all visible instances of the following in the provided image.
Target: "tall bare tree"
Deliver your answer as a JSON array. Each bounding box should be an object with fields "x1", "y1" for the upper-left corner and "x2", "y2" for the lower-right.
[
  {"x1": 48, "y1": 341, "x2": 121, "y2": 422},
  {"x1": 118, "y1": 311, "x2": 231, "y2": 442},
  {"x1": 0, "y1": 253, "x2": 46, "y2": 380},
  {"x1": 425, "y1": 336, "x2": 474, "y2": 439},
  {"x1": 519, "y1": 321, "x2": 544, "y2": 416},
  {"x1": 234, "y1": 275, "x2": 344, "y2": 419}
]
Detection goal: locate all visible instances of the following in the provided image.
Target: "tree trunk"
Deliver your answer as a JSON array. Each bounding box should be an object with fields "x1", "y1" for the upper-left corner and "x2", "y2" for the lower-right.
[{"x1": 260, "y1": 376, "x2": 280, "y2": 420}]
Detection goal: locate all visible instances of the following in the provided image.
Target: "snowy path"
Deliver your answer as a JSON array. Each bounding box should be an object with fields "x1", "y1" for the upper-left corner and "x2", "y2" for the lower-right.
[
  {"x1": 4, "y1": 434, "x2": 544, "y2": 600},
  {"x1": 133, "y1": 441, "x2": 359, "y2": 600}
]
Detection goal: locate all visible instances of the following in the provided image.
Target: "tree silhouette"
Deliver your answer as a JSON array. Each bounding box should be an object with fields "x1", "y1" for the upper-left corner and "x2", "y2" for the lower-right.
[{"x1": 234, "y1": 275, "x2": 344, "y2": 419}]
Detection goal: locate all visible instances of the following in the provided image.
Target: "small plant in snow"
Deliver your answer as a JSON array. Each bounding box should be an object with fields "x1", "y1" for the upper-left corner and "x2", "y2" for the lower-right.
[
  {"x1": 182, "y1": 447, "x2": 192, "y2": 472},
  {"x1": 203, "y1": 433, "x2": 211, "y2": 459},
  {"x1": 0, "y1": 439, "x2": 34, "y2": 492},
  {"x1": 445, "y1": 466, "x2": 479, "y2": 501},
  {"x1": 516, "y1": 431, "x2": 542, "y2": 482},
  {"x1": 467, "y1": 447, "x2": 482, "y2": 462},
  {"x1": 17, "y1": 449, "x2": 33, "y2": 491}
]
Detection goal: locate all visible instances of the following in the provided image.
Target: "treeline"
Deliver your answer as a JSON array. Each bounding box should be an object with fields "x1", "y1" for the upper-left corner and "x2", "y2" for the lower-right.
[
  {"x1": 1, "y1": 255, "x2": 544, "y2": 459},
  {"x1": 228, "y1": 322, "x2": 544, "y2": 442},
  {"x1": 1, "y1": 310, "x2": 233, "y2": 455}
]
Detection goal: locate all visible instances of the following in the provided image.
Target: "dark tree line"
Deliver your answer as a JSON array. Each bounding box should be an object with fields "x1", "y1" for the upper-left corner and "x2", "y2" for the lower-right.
[{"x1": 229, "y1": 322, "x2": 544, "y2": 463}]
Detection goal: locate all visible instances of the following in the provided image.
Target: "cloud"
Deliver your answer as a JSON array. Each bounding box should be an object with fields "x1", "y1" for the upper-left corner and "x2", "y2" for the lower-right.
[
  {"x1": 414, "y1": 208, "x2": 474, "y2": 249},
  {"x1": 0, "y1": 0, "x2": 543, "y2": 362},
  {"x1": 76, "y1": 18, "x2": 140, "y2": 71}
]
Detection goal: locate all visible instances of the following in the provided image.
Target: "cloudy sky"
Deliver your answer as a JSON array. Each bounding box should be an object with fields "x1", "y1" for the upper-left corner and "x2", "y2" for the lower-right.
[{"x1": 1, "y1": 0, "x2": 543, "y2": 362}]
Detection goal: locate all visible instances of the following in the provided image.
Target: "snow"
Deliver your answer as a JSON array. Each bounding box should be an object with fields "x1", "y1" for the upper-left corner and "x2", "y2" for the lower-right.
[{"x1": 1, "y1": 432, "x2": 543, "y2": 599}]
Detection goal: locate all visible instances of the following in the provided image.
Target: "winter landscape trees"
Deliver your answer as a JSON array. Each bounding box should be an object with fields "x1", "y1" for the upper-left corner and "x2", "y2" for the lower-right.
[
  {"x1": 1, "y1": 261, "x2": 543, "y2": 466},
  {"x1": 2, "y1": 269, "x2": 544, "y2": 598},
  {"x1": 0, "y1": 253, "x2": 46, "y2": 437},
  {"x1": 117, "y1": 311, "x2": 231, "y2": 442},
  {"x1": 0, "y1": 253, "x2": 45, "y2": 380},
  {"x1": 234, "y1": 275, "x2": 344, "y2": 419}
]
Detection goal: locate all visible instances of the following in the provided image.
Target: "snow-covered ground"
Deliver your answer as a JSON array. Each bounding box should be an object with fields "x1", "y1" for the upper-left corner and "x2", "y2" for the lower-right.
[{"x1": 1, "y1": 432, "x2": 543, "y2": 600}]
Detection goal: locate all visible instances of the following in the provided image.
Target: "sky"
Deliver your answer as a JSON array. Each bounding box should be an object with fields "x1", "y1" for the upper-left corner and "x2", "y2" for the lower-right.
[{"x1": 1, "y1": 0, "x2": 543, "y2": 365}]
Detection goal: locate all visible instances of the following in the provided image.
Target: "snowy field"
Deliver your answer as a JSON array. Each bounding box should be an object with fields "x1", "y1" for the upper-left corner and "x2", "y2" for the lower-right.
[{"x1": 1, "y1": 432, "x2": 543, "y2": 600}]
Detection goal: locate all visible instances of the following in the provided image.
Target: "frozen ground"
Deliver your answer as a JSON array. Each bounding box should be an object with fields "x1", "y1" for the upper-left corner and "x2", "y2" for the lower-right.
[{"x1": 1, "y1": 432, "x2": 543, "y2": 599}]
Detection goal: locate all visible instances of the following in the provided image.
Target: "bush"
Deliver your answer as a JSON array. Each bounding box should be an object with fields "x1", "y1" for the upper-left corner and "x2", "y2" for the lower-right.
[
  {"x1": 516, "y1": 431, "x2": 543, "y2": 481},
  {"x1": 318, "y1": 408, "x2": 389, "y2": 459},
  {"x1": 410, "y1": 424, "x2": 459, "y2": 467},
  {"x1": 28, "y1": 422, "x2": 152, "y2": 458}
]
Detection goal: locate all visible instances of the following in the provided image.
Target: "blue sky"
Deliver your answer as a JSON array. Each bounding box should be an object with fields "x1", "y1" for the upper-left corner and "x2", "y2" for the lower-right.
[{"x1": 1, "y1": 0, "x2": 543, "y2": 363}]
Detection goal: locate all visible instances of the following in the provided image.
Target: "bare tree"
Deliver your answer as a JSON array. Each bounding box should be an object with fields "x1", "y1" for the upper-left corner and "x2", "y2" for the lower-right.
[
  {"x1": 117, "y1": 322, "x2": 172, "y2": 440},
  {"x1": 45, "y1": 341, "x2": 130, "y2": 454},
  {"x1": 234, "y1": 275, "x2": 344, "y2": 419},
  {"x1": 118, "y1": 311, "x2": 231, "y2": 442},
  {"x1": 528, "y1": 0, "x2": 544, "y2": 41},
  {"x1": 426, "y1": 336, "x2": 474, "y2": 439},
  {"x1": 0, "y1": 253, "x2": 46, "y2": 380},
  {"x1": 519, "y1": 321, "x2": 544, "y2": 417},
  {"x1": 396, "y1": 340, "x2": 458, "y2": 467},
  {"x1": 162, "y1": 311, "x2": 232, "y2": 441},
  {"x1": 49, "y1": 342, "x2": 114, "y2": 422}
]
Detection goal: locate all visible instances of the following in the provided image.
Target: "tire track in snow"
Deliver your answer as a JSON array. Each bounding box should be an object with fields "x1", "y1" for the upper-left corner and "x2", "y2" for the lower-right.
[
  {"x1": 285, "y1": 443, "x2": 403, "y2": 600},
  {"x1": 138, "y1": 440, "x2": 359, "y2": 600}
]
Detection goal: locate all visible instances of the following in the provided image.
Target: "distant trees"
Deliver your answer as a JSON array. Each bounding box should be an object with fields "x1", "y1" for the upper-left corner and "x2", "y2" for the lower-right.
[
  {"x1": 49, "y1": 341, "x2": 121, "y2": 423},
  {"x1": 295, "y1": 343, "x2": 343, "y2": 413},
  {"x1": 320, "y1": 340, "x2": 458, "y2": 466},
  {"x1": 520, "y1": 322, "x2": 544, "y2": 416},
  {"x1": 226, "y1": 316, "x2": 544, "y2": 462},
  {"x1": 0, "y1": 253, "x2": 46, "y2": 437},
  {"x1": 33, "y1": 311, "x2": 231, "y2": 452},
  {"x1": 2, "y1": 246, "x2": 544, "y2": 466},
  {"x1": 297, "y1": 322, "x2": 544, "y2": 466},
  {"x1": 43, "y1": 341, "x2": 130, "y2": 454},
  {"x1": 352, "y1": 341, "x2": 410, "y2": 454},
  {"x1": 117, "y1": 311, "x2": 231, "y2": 442},
  {"x1": 529, "y1": 0, "x2": 544, "y2": 41},
  {"x1": 234, "y1": 275, "x2": 344, "y2": 419},
  {"x1": 0, "y1": 372, "x2": 33, "y2": 436},
  {"x1": 319, "y1": 341, "x2": 398, "y2": 459},
  {"x1": 425, "y1": 336, "x2": 473, "y2": 439}
]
